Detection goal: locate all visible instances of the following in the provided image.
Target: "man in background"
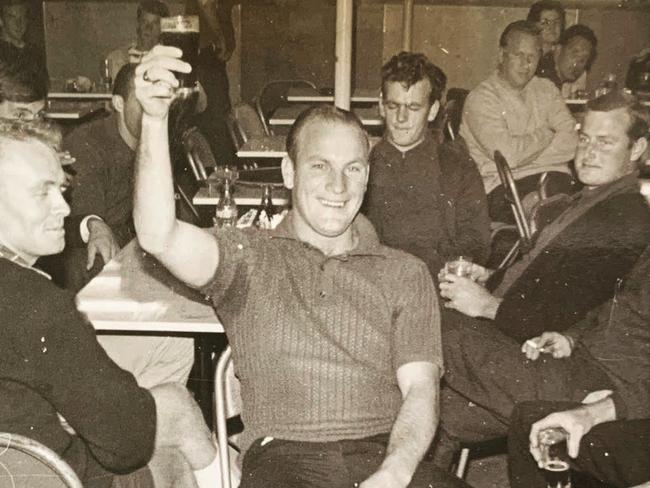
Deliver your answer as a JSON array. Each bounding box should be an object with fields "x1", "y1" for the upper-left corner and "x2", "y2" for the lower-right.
[
  {"x1": 537, "y1": 24, "x2": 598, "y2": 99},
  {"x1": 63, "y1": 63, "x2": 194, "y2": 390},
  {"x1": 106, "y1": 0, "x2": 169, "y2": 82},
  {"x1": 0, "y1": 0, "x2": 48, "y2": 84},
  {"x1": 460, "y1": 20, "x2": 578, "y2": 222},
  {"x1": 364, "y1": 51, "x2": 491, "y2": 272}
]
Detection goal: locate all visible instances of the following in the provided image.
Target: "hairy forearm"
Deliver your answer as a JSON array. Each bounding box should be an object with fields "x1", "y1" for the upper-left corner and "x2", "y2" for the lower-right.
[
  {"x1": 133, "y1": 114, "x2": 178, "y2": 255},
  {"x1": 380, "y1": 378, "x2": 438, "y2": 484}
]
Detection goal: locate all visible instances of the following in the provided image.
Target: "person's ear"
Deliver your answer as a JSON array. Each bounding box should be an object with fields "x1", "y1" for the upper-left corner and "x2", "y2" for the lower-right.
[
  {"x1": 111, "y1": 95, "x2": 124, "y2": 113},
  {"x1": 427, "y1": 100, "x2": 440, "y2": 122},
  {"x1": 631, "y1": 137, "x2": 648, "y2": 163},
  {"x1": 378, "y1": 93, "x2": 386, "y2": 119},
  {"x1": 281, "y1": 156, "x2": 295, "y2": 189}
]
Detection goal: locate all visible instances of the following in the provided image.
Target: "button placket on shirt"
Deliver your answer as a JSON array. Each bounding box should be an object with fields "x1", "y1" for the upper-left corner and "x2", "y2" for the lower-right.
[{"x1": 318, "y1": 256, "x2": 347, "y2": 299}]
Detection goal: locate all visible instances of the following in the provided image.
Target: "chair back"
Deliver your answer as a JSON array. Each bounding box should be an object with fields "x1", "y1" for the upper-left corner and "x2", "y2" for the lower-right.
[
  {"x1": 493, "y1": 150, "x2": 533, "y2": 250},
  {"x1": 443, "y1": 88, "x2": 469, "y2": 141},
  {"x1": 0, "y1": 432, "x2": 83, "y2": 488},
  {"x1": 214, "y1": 346, "x2": 243, "y2": 488},
  {"x1": 182, "y1": 127, "x2": 218, "y2": 182},
  {"x1": 228, "y1": 103, "x2": 268, "y2": 151},
  {"x1": 254, "y1": 79, "x2": 318, "y2": 136}
]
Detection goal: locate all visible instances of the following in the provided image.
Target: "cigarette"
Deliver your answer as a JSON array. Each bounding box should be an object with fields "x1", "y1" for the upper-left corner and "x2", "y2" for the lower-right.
[{"x1": 525, "y1": 339, "x2": 550, "y2": 353}]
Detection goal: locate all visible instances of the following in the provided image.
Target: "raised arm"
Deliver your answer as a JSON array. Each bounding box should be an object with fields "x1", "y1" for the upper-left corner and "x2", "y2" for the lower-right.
[
  {"x1": 360, "y1": 362, "x2": 439, "y2": 488},
  {"x1": 133, "y1": 46, "x2": 219, "y2": 288}
]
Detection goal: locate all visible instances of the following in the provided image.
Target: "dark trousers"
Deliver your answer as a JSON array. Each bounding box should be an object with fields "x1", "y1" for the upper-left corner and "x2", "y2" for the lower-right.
[
  {"x1": 433, "y1": 311, "x2": 612, "y2": 468},
  {"x1": 240, "y1": 434, "x2": 470, "y2": 488},
  {"x1": 509, "y1": 401, "x2": 650, "y2": 488},
  {"x1": 488, "y1": 171, "x2": 578, "y2": 224}
]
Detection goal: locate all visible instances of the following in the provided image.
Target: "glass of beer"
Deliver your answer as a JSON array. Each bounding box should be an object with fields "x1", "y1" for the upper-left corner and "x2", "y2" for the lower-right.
[
  {"x1": 160, "y1": 15, "x2": 199, "y2": 92},
  {"x1": 539, "y1": 427, "x2": 572, "y2": 488}
]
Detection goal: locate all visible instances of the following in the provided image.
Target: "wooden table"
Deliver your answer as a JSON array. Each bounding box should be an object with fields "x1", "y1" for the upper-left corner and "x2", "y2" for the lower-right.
[
  {"x1": 44, "y1": 100, "x2": 106, "y2": 121},
  {"x1": 77, "y1": 239, "x2": 221, "y2": 334},
  {"x1": 236, "y1": 135, "x2": 287, "y2": 158},
  {"x1": 48, "y1": 92, "x2": 113, "y2": 101},
  {"x1": 270, "y1": 104, "x2": 383, "y2": 127},
  {"x1": 286, "y1": 87, "x2": 379, "y2": 103},
  {"x1": 193, "y1": 173, "x2": 290, "y2": 207}
]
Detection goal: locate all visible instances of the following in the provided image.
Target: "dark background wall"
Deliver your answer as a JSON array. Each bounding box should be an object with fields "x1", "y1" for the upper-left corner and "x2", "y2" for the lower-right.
[{"x1": 42, "y1": 0, "x2": 649, "y2": 100}]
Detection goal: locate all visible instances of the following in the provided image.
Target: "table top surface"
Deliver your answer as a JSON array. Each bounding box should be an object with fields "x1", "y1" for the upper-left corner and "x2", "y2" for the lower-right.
[
  {"x1": 48, "y1": 92, "x2": 113, "y2": 100},
  {"x1": 43, "y1": 100, "x2": 106, "y2": 120},
  {"x1": 193, "y1": 171, "x2": 291, "y2": 206},
  {"x1": 77, "y1": 240, "x2": 222, "y2": 333},
  {"x1": 236, "y1": 135, "x2": 287, "y2": 158},
  {"x1": 270, "y1": 104, "x2": 383, "y2": 126},
  {"x1": 286, "y1": 87, "x2": 380, "y2": 103}
]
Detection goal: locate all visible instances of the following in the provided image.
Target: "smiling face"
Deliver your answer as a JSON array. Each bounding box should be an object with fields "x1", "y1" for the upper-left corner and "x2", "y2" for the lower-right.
[
  {"x1": 0, "y1": 139, "x2": 70, "y2": 263},
  {"x1": 575, "y1": 108, "x2": 644, "y2": 189},
  {"x1": 380, "y1": 79, "x2": 437, "y2": 152},
  {"x1": 556, "y1": 36, "x2": 593, "y2": 83},
  {"x1": 282, "y1": 119, "x2": 369, "y2": 251},
  {"x1": 499, "y1": 31, "x2": 542, "y2": 90}
]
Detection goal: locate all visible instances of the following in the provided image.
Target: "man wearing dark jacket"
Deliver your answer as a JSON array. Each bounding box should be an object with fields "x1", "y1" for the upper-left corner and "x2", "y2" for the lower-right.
[
  {"x1": 434, "y1": 90, "x2": 650, "y2": 466},
  {"x1": 364, "y1": 51, "x2": 491, "y2": 271},
  {"x1": 0, "y1": 118, "x2": 219, "y2": 488}
]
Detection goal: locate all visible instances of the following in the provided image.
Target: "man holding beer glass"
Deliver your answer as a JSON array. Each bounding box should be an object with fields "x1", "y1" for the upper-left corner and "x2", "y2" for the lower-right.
[{"x1": 433, "y1": 91, "x2": 650, "y2": 474}]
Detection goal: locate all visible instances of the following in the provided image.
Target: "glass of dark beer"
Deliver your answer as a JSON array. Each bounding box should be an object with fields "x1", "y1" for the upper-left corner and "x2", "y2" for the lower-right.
[
  {"x1": 160, "y1": 15, "x2": 199, "y2": 92},
  {"x1": 539, "y1": 428, "x2": 572, "y2": 488}
]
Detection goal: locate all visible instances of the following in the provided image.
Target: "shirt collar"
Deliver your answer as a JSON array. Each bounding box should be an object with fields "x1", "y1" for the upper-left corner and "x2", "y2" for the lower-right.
[
  {"x1": 270, "y1": 211, "x2": 386, "y2": 258},
  {"x1": 375, "y1": 131, "x2": 437, "y2": 159},
  {"x1": 0, "y1": 243, "x2": 51, "y2": 280}
]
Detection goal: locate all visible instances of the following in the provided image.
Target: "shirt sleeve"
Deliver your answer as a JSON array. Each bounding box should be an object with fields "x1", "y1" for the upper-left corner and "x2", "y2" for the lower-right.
[
  {"x1": 391, "y1": 258, "x2": 443, "y2": 376},
  {"x1": 64, "y1": 132, "x2": 109, "y2": 220},
  {"x1": 13, "y1": 285, "x2": 156, "y2": 474},
  {"x1": 462, "y1": 86, "x2": 554, "y2": 171},
  {"x1": 534, "y1": 82, "x2": 579, "y2": 165},
  {"x1": 198, "y1": 227, "x2": 257, "y2": 306},
  {"x1": 444, "y1": 140, "x2": 492, "y2": 265}
]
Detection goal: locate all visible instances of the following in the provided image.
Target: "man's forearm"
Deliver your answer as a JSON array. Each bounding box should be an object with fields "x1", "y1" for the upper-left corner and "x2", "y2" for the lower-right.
[
  {"x1": 379, "y1": 375, "x2": 438, "y2": 484},
  {"x1": 133, "y1": 114, "x2": 177, "y2": 255}
]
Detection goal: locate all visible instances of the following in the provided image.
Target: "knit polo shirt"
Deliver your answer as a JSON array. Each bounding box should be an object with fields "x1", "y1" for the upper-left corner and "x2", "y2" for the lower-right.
[{"x1": 201, "y1": 213, "x2": 442, "y2": 454}]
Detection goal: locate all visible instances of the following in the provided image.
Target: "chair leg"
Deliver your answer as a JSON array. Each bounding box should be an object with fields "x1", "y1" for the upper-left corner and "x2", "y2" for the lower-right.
[{"x1": 455, "y1": 447, "x2": 470, "y2": 479}]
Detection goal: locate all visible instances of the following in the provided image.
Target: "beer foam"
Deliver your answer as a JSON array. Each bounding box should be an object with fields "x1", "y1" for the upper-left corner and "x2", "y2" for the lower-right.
[{"x1": 161, "y1": 15, "x2": 199, "y2": 33}]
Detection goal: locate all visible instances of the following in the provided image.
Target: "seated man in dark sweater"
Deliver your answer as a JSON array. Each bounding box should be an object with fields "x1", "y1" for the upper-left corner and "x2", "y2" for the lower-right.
[
  {"x1": 0, "y1": 118, "x2": 220, "y2": 488},
  {"x1": 433, "y1": 89, "x2": 650, "y2": 467},
  {"x1": 132, "y1": 46, "x2": 468, "y2": 488},
  {"x1": 364, "y1": 51, "x2": 491, "y2": 270}
]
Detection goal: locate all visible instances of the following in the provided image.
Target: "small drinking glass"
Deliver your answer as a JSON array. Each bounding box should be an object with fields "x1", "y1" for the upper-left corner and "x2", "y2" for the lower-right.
[
  {"x1": 443, "y1": 256, "x2": 474, "y2": 279},
  {"x1": 539, "y1": 427, "x2": 571, "y2": 488}
]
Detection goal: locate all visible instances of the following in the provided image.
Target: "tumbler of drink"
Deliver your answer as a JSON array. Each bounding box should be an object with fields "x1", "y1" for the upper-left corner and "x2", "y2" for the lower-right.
[
  {"x1": 444, "y1": 256, "x2": 473, "y2": 279},
  {"x1": 160, "y1": 15, "x2": 199, "y2": 91},
  {"x1": 539, "y1": 427, "x2": 572, "y2": 488}
]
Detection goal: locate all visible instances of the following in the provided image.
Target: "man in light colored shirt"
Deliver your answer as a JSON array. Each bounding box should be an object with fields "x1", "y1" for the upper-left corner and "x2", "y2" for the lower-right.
[
  {"x1": 105, "y1": 0, "x2": 169, "y2": 82},
  {"x1": 460, "y1": 20, "x2": 579, "y2": 222}
]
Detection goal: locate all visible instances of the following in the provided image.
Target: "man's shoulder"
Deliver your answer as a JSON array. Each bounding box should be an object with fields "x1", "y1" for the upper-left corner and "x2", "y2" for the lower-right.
[
  {"x1": 64, "y1": 113, "x2": 116, "y2": 146},
  {"x1": 465, "y1": 74, "x2": 506, "y2": 109},
  {"x1": 0, "y1": 260, "x2": 71, "y2": 312}
]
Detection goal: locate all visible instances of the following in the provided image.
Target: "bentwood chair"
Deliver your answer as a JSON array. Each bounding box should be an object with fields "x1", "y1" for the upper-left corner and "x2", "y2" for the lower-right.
[
  {"x1": 0, "y1": 432, "x2": 83, "y2": 488},
  {"x1": 254, "y1": 79, "x2": 318, "y2": 136},
  {"x1": 214, "y1": 346, "x2": 242, "y2": 488}
]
